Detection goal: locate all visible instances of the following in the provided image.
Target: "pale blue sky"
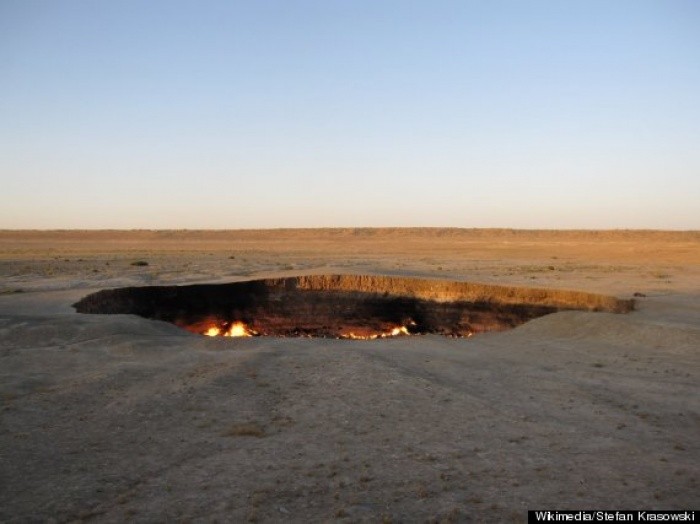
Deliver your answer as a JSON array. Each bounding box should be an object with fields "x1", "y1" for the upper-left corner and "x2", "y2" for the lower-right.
[{"x1": 1, "y1": 0, "x2": 699, "y2": 229}]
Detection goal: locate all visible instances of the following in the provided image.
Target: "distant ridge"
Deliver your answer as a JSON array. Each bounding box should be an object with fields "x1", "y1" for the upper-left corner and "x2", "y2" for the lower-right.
[{"x1": 1, "y1": 227, "x2": 699, "y2": 242}]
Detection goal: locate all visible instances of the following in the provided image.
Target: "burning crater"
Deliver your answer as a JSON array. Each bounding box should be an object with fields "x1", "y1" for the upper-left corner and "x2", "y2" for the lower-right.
[{"x1": 73, "y1": 275, "x2": 633, "y2": 339}]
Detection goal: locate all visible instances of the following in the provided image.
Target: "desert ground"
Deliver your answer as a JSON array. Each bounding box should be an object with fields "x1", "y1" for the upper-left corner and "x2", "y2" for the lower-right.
[{"x1": 1, "y1": 229, "x2": 698, "y2": 522}]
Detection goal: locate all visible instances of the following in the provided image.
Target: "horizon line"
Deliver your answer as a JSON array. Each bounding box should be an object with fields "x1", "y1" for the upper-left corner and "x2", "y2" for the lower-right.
[{"x1": 1, "y1": 227, "x2": 699, "y2": 233}]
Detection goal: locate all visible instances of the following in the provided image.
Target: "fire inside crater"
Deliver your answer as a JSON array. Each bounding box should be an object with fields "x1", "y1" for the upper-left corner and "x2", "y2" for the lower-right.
[
  {"x1": 203, "y1": 321, "x2": 257, "y2": 338},
  {"x1": 72, "y1": 275, "x2": 633, "y2": 339}
]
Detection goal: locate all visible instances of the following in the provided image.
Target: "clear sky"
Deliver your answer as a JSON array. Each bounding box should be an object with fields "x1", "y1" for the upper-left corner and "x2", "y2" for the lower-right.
[{"x1": 1, "y1": 0, "x2": 699, "y2": 229}]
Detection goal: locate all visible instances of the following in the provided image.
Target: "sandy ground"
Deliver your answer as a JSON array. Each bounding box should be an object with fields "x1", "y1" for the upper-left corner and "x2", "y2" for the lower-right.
[{"x1": 0, "y1": 229, "x2": 698, "y2": 522}]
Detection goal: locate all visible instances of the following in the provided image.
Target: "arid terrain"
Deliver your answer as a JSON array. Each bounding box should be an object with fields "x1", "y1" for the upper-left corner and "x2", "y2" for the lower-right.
[{"x1": 1, "y1": 229, "x2": 698, "y2": 522}]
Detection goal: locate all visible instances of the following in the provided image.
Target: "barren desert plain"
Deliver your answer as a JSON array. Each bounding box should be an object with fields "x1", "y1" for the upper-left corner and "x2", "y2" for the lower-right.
[{"x1": 0, "y1": 228, "x2": 698, "y2": 523}]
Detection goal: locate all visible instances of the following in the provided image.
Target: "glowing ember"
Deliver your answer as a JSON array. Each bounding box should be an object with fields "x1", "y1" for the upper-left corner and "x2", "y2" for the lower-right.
[
  {"x1": 341, "y1": 333, "x2": 378, "y2": 340},
  {"x1": 201, "y1": 321, "x2": 256, "y2": 337}
]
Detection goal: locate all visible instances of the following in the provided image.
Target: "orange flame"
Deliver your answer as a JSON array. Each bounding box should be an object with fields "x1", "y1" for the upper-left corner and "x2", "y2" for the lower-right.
[
  {"x1": 341, "y1": 325, "x2": 411, "y2": 340},
  {"x1": 204, "y1": 326, "x2": 221, "y2": 337},
  {"x1": 224, "y1": 321, "x2": 254, "y2": 337},
  {"x1": 201, "y1": 321, "x2": 256, "y2": 337},
  {"x1": 388, "y1": 326, "x2": 410, "y2": 336}
]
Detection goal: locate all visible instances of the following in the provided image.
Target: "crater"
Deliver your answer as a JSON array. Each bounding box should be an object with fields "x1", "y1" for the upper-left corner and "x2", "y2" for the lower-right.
[{"x1": 73, "y1": 274, "x2": 634, "y2": 339}]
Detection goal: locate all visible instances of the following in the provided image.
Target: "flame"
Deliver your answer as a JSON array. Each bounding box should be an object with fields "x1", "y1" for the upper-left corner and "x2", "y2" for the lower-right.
[
  {"x1": 342, "y1": 333, "x2": 379, "y2": 340},
  {"x1": 224, "y1": 321, "x2": 254, "y2": 337},
  {"x1": 341, "y1": 325, "x2": 411, "y2": 340},
  {"x1": 201, "y1": 321, "x2": 256, "y2": 337},
  {"x1": 388, "y1": 326, "x2": 410, "y2": 336},
  {"x1": 204, "y1": 326, "x2": 221, "y2": 337},
  {"x1": 201, "y1": 322, "x2": 416, "y2": 339}
]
